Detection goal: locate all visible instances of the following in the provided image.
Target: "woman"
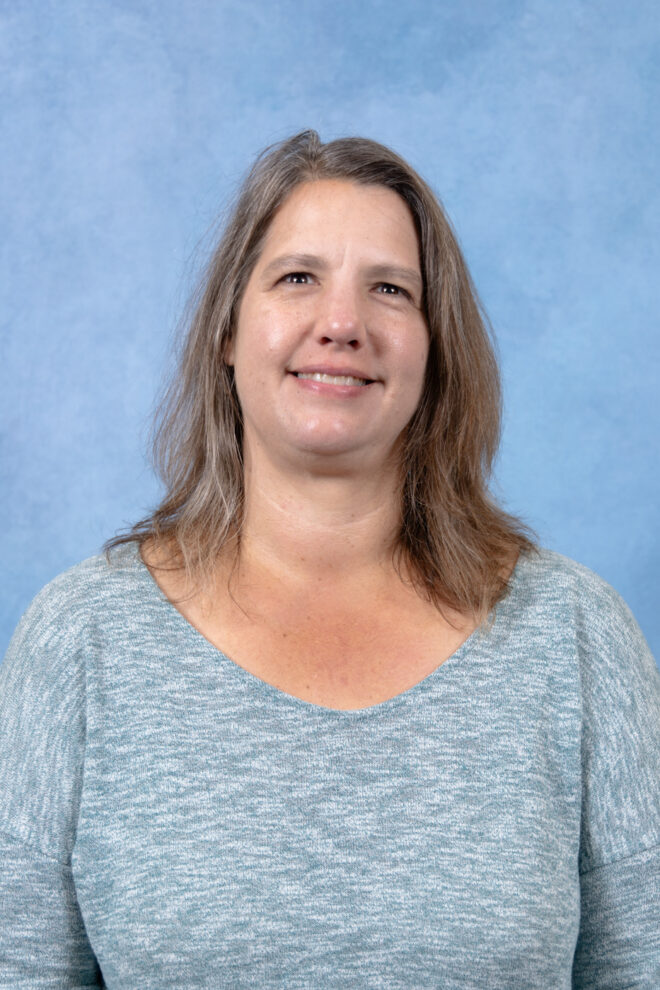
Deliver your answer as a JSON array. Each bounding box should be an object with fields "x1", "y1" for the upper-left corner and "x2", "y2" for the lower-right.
[{"x1": 1, "y1": 131, "x2": 658, "y2": 987}]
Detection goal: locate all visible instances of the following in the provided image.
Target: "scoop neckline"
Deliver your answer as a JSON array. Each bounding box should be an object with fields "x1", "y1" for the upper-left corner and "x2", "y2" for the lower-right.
[{"x1": 117, "y1": 541, "x2": 525, "y2": 717}]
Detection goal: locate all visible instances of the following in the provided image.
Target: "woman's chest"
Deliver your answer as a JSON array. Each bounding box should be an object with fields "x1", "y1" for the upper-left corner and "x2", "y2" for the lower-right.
[
  {"x1": 73, "y1": 660, "x2": 582, "y2": 987},
  {"x1": 77, "y1": 818, "x2": 579, "y2": 989},
  {"x1": 183, "y1": 586, "x2": 476, "y2": 710}
]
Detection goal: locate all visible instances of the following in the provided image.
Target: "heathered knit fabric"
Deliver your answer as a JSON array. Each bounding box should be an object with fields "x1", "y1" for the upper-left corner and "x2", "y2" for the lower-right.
[{"x1": 0, "y1": 543, "x2": 659, "y2": 989}]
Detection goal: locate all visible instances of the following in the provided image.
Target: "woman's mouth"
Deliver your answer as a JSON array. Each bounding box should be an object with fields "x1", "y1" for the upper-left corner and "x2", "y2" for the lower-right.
[{"x1": 294, "y1": 372, "x2": 371, "y2": 386}]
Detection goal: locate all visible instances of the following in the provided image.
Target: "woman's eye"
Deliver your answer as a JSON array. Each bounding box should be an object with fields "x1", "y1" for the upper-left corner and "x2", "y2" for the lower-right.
[
  {"x1": 376, "y1": 282, "x2": 408, "y2": 298},
  {"x1": 282, "y1": 272, "x2": 311, "y2": 284}
]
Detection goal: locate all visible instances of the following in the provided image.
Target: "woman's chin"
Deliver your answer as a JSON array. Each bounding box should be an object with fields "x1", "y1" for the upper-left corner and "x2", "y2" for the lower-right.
[
  {"x1": 243, "y1": 421, "x2": 400, "y2": 475},
  {"x1": 281, "y1": 435, "x2": 399, "y2": 476}
]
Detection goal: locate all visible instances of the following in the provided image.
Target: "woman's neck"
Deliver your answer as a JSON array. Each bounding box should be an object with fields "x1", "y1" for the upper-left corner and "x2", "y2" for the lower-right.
[{"x1": 236, "y1": 456, "x2": 404, "y2": 590}]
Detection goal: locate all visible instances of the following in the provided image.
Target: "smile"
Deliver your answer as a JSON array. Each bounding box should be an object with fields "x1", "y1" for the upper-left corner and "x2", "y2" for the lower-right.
[{"x1": 295, "y1": 372, "x2": 371, "y2": 386}]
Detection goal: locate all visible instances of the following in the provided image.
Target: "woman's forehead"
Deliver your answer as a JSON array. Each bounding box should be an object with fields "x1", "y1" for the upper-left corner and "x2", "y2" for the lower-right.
[{"x1": 258, "y1": 178, "x2": 421, "y2": 264}]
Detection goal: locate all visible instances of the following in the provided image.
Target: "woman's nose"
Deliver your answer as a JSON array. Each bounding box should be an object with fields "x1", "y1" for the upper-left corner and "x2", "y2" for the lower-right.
[{"x1": 317, "y1": 285, "x2": 365, "y2": 348}]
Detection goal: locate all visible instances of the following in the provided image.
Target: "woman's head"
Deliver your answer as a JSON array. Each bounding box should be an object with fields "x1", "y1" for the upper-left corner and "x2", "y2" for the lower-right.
[
  {"x1": 184, "y1": 131, "x2": 499, "y2": 471},
  {"x1": 227, "y1": 176, "x2": 430, "y2": 475},
  {"x1": 110, "y1": 130, "x2": 534, "y2": 618}
]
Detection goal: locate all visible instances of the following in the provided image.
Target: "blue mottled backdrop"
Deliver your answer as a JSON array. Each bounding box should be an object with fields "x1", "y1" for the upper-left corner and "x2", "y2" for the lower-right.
[{"x1": 1, "y1": 0, "x2": 658, "y2": 661}]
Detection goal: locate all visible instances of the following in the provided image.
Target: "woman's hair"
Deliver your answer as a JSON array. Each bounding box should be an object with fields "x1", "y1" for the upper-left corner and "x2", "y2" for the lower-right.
[{"x1": 107, "y1": 129, "x2": 535, "y2": 621}]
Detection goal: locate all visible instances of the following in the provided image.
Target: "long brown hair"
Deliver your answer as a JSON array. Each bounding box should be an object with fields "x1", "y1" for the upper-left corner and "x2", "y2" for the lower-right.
[{"x1": 107, "y1": 130, "x2": 535, "y2": 621}]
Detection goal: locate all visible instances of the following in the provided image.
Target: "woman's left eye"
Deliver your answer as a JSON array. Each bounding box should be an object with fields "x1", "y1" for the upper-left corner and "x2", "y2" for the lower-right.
[{"x1": 376, "y1": 282, "x2": 408, "y2": 298}]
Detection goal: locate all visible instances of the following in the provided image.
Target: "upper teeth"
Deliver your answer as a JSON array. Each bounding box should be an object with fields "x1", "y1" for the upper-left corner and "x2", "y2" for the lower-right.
[{"x1": 296, "y1": 372, "x2": 369, "y2": 386}]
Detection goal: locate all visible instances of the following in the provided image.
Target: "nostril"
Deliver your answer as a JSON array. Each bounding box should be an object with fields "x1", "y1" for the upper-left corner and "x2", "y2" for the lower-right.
[{"x1": 319, "y1": 336, "x2": 361, "y2": 348}]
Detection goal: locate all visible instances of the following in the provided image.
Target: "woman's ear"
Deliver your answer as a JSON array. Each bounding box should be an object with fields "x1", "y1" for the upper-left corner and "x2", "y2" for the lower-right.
[{"x1": 223, "y1": 335, "x2": 235, "y2": 367}]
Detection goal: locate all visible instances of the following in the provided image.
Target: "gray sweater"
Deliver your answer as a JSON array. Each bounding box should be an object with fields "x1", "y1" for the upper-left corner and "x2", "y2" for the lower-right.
[{"x1": 0, "y1": 543, "x2": 659, "y2": 989}]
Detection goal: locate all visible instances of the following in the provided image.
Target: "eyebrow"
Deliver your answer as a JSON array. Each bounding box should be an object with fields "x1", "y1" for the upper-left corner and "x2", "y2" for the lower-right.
[
  {"x1": 260, "y1": 254, "x2": 325, "y2": 281},
  {"x1": 259, "y1": 254, "x2": 423, "y2": 292},
  {"x1": 363, "y1": 264, "x2": 423, "y2": 291}
]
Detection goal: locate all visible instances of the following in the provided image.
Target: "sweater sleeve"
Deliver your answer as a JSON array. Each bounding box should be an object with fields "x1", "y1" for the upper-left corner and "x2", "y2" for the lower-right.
[
  {"x1": 0, "y1": 582, "x2": 103, "y2": 988},
  {"x1": 571, "y1": 578, "x2": 660, "y2": 989}
]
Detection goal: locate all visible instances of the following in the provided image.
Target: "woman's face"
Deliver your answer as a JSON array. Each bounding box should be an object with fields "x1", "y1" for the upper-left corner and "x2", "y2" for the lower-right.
[{"x1": 226, "y1": 179, "x2": 429, "y2": 474}]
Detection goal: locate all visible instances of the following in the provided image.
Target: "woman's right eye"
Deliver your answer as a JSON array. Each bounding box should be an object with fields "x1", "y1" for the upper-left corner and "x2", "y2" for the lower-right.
[{"x1": 281, "y1": 272, "x2": 311, "y2": 284}]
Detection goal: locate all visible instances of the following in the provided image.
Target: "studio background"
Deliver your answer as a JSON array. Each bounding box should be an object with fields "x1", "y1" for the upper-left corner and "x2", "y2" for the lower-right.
[{"x1": 1, "y1": 0, "x2": 658, "y2": 663}]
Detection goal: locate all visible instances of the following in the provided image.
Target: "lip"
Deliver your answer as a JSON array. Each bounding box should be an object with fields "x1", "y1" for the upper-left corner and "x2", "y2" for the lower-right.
[{"x1": 289, "y1": 365, "x2": 378, "y2": 383}]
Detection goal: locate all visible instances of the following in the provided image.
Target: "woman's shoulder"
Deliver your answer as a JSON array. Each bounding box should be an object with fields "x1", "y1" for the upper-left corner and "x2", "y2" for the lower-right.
[
  {"x1": 6, "y1": 542, "x2": 151, "y2": 658},
  {"x1": 510, "y1": 547, "x2": 656, "y2": 674},
  {"x1": 32, "y1": 541, "x2": 144, "y2": 607},
  {"x1": 513, "y1": 546, "x2": 633, "y2": 615}
]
